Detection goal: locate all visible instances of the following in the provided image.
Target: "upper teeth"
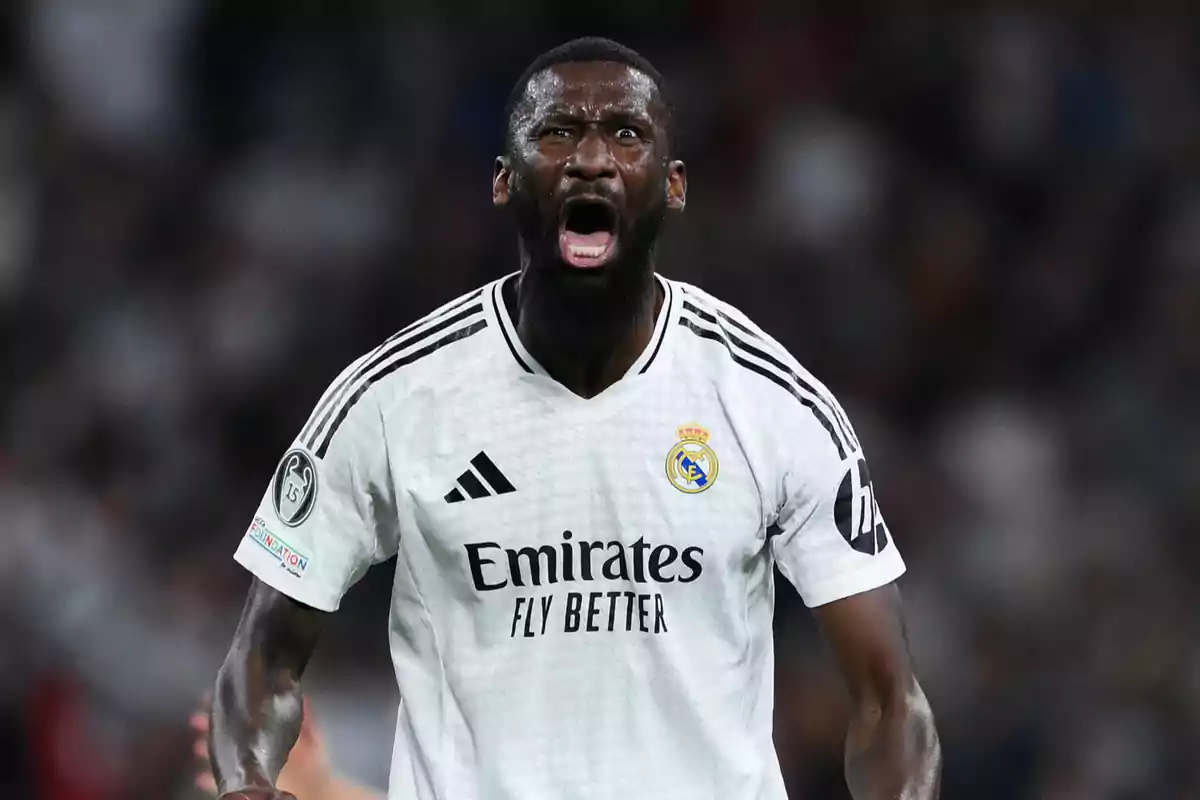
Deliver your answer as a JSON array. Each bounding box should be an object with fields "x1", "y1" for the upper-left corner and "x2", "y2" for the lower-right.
[{"x1": 569, "y1": 245, "x2": 606, "y2": 258}]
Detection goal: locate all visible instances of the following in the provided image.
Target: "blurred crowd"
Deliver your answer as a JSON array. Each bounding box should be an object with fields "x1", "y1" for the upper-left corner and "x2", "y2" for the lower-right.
[{"x1": 0, "y1": 2, "x2": 1197, "y2": 798}]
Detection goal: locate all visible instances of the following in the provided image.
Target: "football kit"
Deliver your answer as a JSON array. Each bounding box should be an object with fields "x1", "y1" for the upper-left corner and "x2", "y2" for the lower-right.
[{"x1": 234, "y1": 273, "x2": 905, "y2": 800}]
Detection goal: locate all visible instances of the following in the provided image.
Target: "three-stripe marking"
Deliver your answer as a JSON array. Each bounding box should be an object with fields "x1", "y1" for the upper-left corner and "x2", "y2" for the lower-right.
[
  {"x1": 445, "y1": 452, "x2": 517, "y2": 503},
  {"x1": 315, "y1": 319, "x2": 487, "y2": 457},
  {"x1": 300, "y1": 289, "x2": 483, "y2": 447},
  {"x1": 678, "y1": 296, "x2": 858, "y2": 459},
  {"x1": 304, "y1": 303, "x2": 488, "y2": 458}
]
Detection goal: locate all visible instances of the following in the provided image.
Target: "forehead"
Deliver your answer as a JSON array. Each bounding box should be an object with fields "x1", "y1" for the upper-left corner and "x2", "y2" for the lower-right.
[{"x1": 522, "y1": 61, "x2": 663, "y2": 120}]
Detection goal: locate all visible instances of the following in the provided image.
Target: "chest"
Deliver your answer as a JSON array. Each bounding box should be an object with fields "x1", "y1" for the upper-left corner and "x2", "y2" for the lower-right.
[{"x1": 395, "y1": 387, "x2": 769, "y2": 590}]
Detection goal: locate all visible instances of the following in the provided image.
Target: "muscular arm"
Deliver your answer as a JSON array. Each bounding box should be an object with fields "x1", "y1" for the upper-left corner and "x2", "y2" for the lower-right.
[
  {"x1": 813, "y1": 584, "x2": 941, "y2": 800},
  {"x1": 210, "y1": 578, "x2": 325, "y2": 798}
]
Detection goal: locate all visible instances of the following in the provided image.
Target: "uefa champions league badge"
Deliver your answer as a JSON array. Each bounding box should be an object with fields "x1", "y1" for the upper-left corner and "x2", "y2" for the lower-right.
[
  {"x1": 272, "y1": 448, "x2": 318, "y2": 527},
  {"x1": 666, "y1": 424, "x2": 719, "y2": 494}
]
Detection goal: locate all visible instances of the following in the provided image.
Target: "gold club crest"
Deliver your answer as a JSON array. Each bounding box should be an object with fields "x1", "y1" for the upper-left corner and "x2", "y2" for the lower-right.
[{"x1": 666, "y1": 424, "x2": 719, "y2": 494}]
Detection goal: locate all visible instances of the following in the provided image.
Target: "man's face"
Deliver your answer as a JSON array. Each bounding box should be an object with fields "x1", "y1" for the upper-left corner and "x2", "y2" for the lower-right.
[{"x1": 495, "y1": 61, "x2": 686, "y2": 288}]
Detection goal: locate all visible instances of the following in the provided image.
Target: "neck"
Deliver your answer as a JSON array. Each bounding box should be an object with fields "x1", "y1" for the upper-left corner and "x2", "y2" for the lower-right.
[{"x1": 511, "y1": 261, "x2": 662, "y2": 398}]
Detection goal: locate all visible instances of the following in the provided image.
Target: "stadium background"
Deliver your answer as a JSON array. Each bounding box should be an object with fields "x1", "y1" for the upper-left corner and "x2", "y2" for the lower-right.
[{"x1": 0, "y1": 1, "x2": 1197, "y2": 797}]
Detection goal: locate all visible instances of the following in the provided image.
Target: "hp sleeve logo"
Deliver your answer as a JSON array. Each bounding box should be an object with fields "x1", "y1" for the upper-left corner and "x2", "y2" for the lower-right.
[{"x1": 834, "y1": 457, "x2": 889, "y2": 555}]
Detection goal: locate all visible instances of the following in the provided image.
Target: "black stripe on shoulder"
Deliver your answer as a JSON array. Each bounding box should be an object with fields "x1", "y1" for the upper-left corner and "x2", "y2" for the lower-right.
[
  {"x1": 638, "y1": 280, "x2": 673, "y2": 374},
  {"x1": 492, "y1": 281, "x2": 533, "y2": 374},
  {"x1": 390, "y1": 288, "x2": 484, "y2": 343},
  {"x1": 680, "y1": 285, "x2": 762, "y2": 342},
  {"x1": 315, "y1": 319, "x2": 488, "y2": 457},
  {"x1": 304, "y1": 303, "x2": 484, "y2": 449},
  {"x1": 300, "y1": 289, "x2": 484, "y2": 444},
  {"x1": 300, "y1": 349, "x2": 381, "y2": 445},
  {"x1": 680, "y1": 298, "x2": 859, "y2": 451},
  {"x1": 678, "y1": 317, "x2": 847, "y2": 461}
]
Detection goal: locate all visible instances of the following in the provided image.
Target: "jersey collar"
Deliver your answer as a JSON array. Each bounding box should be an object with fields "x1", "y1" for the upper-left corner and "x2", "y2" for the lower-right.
[{"x1": 491, "y1": 272, "x2": 674, "y2": 381}]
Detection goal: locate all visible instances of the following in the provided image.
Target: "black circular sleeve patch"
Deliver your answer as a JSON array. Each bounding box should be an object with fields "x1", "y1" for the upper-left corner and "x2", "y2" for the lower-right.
[
  {"x1": 834, "y1": 457, "x2": 889, "y2": 555},
  {"x1": 272, "y1": 449, "x2": 318, "y2": 527}
]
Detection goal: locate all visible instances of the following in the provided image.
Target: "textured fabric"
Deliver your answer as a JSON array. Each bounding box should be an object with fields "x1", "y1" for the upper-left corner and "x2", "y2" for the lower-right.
[{"x1": 233, "y1": 273, "x2": 905, "y2": 800}]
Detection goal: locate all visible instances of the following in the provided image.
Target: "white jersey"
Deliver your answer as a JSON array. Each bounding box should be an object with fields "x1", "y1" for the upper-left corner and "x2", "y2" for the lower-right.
[{"x1": 234, "y1": 273, "x2": 906, "y2": 800}]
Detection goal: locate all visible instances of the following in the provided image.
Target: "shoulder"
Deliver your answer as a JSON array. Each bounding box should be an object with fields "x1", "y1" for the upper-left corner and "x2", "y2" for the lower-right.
[
  {"x1": 667, "y1": 278, "x2": 861, "y2": 461},
  {"x1": 669, "y1": 278, "x2": 814, "y2": 388},
  {"x1": 299, "y1": 282, "x2": 495, "y2": 458},
  {"x1": 671, "y1": 280, "x2": 794, "y2": 361}
]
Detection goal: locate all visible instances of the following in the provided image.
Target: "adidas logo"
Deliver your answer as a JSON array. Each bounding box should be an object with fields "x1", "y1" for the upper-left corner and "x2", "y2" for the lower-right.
[{"x1": 444, "y1": 452, "x2": 516, "y2": 503}]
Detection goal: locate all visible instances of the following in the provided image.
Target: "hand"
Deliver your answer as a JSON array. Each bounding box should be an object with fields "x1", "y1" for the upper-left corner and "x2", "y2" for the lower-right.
[
  {"x1": 189, "y1": 695, "x2": 219, "y2": 797},
  {"x1": 191, "y1": 693, "x2": 333, "y2": 799}
]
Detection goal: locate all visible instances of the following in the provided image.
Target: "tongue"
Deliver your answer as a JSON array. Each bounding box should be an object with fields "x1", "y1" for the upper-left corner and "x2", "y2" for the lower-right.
[{"x1": 562, "y1": 231, "x2": 613, "y2": 249}]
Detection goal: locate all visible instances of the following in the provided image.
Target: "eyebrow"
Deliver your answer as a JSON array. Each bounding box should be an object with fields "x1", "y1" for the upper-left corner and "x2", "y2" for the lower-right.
[{"x1": 538, "y1": 106, "x2": 655, "y2": 125}]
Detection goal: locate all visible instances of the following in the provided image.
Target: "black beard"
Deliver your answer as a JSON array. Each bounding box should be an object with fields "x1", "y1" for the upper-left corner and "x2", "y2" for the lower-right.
[{"x1": 511, "y1": 194, "x2": 666, "y2": 354}]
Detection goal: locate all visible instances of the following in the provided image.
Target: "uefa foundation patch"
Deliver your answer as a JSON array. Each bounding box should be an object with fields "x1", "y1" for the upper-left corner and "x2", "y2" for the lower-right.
[{"x1": 247, "y1": 516, "x2": 311, "y2": 577}]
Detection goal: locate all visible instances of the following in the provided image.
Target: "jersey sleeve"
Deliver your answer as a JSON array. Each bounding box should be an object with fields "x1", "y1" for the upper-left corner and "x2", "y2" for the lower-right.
[
  {"x1": 769, "y1": 401, "x2": 906, "y2": 608},
  {"x1": 233, "y1": 380, "x2": 400, "y2": 612}
]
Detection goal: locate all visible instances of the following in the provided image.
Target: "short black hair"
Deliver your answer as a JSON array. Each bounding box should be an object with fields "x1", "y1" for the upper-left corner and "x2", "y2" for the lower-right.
[{"x1": 503, "y1": 37, "x2": 672, "y2": 155}]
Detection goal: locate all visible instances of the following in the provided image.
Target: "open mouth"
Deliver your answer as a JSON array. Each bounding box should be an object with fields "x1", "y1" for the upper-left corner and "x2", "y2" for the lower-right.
[{"x1": 559, "y1": 198, "x2": 619, "y2": 269}]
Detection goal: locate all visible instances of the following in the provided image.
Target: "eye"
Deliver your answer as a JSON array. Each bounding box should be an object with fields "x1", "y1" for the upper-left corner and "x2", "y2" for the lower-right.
[
  {"x1": 615, "y1": 127, "x2": 641, "y2": 141},
  {"x1": 540, "y1": 126, "x2": 574, "y2": 140}
]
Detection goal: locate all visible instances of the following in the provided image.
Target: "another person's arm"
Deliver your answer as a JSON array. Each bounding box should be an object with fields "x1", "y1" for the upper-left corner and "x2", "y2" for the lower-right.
[{"x1": 767, "y1": 375, "x2": 940, "y2": 798}]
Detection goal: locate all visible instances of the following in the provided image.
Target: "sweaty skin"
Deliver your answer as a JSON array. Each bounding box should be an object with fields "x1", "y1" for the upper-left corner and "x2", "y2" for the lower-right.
[
  {"x1": 494, "y1": 61, "x2": 686, "y2": 398},
  {"x1": 815, "y1": 584, "x2": 942, "y2": 799},
  {"x1": 192, "y1": 695, "x2": 379, "y2": 800},
  {"x1": 209, "y1": 579, "x2": 323, "y2": 800}
]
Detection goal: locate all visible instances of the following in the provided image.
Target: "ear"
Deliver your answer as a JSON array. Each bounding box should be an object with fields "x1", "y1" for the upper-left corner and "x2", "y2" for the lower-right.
[
  {"x1": 493, "y1": 157, "x2": 513, "y2": 207},
  {"x1": 666, "y1": 160, "x2": 687, "y2": 212}
]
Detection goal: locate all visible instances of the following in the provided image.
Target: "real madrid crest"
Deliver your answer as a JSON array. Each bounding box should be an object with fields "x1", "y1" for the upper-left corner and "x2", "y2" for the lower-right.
[
  {"x1": 666, "y1": 424, "x2": 719, "y2": 494},
  {"x1": 272, "y1": 448, "x2": 318, "y2": 527}
]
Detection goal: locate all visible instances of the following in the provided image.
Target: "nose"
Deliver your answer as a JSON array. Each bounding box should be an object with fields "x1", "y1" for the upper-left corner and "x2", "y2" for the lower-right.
[{"x1": 565, "y1": 130, "x2": 617, "y2": 182}]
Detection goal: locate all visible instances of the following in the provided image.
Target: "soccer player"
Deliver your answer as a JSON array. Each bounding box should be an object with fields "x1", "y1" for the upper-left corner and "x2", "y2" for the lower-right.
[{"x1": 209, "y1": 37, "x2": 941, "y2": 800}]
